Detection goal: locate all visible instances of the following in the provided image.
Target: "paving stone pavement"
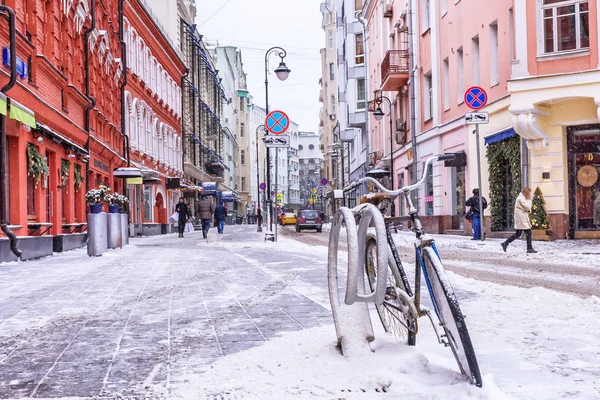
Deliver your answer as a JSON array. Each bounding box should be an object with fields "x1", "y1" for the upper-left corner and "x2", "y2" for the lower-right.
[{"x1": 0, "y1": 226, "x2": 332, "y2": 399}]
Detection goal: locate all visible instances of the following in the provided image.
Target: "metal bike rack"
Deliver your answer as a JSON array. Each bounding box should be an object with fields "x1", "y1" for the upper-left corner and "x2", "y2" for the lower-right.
[{"x1": 327, "y1": 203, "x2": 390, "y2": 356}]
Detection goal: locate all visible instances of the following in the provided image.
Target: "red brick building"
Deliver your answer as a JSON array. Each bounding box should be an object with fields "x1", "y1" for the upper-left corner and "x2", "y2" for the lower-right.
[
  {"x1": 0, "y1": 0, "x2": 124, "y2": 260},
  {"x1": 123, "y1": 1, "x2": 184, "y2": 236}
]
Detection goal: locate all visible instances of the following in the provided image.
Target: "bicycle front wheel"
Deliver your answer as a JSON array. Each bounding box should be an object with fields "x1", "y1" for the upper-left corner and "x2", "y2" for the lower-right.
[{"x1": 421, "y1": 246, "x2": 482, "y2": 387}]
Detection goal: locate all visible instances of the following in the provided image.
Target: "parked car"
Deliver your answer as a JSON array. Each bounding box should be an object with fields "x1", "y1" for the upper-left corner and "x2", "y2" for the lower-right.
[
  {"x1": 295, "y1": 210, "x2": 323, "y2": 233},
  {"x1": 281, "y1": 212, "x2": 297, "y2": 226}
]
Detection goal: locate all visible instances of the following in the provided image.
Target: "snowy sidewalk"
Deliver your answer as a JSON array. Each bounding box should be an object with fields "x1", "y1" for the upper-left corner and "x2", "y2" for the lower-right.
[{"x1": 0, "y1": 226, "x2": 331, "y2": 399}]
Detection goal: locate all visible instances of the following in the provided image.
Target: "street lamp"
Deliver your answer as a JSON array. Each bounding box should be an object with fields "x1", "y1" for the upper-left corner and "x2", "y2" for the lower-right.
[
  {"x1": 264, "y1": 46, "x2": 290, "y2": 235},
  {"x1": 255, "y1": 125, "x2": 266, "y2": 232},
  {"x1": 370, "y1": 92, "x2": 395, "y2": 216}
]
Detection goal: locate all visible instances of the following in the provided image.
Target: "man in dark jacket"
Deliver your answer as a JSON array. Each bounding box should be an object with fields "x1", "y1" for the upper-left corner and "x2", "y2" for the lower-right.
[
  {"x1": 196, "y1": 195, "x2": 215, "y2": 239},
  {"x1": 175, "y1": 198, "x2": 189, "y2": 238},
  {"x1": 214, "y1": 202, "x2": 227, "y2": 234},
  {"x1": 465, "y1": 188, "x2": 488, "y2": 240}
]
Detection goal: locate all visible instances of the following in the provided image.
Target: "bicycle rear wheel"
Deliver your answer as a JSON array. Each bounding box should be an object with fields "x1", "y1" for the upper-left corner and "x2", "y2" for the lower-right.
[
  {"x1": 365, "y1": 237, "x2": 418, "y2": 342},
  {"x1": 420, "y1": 246, "x2": 482, "y2": 387}
]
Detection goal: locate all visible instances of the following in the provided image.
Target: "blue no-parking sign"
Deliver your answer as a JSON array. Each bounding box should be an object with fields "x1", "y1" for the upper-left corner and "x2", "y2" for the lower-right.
[
  {"x1": 464, "y1": 86, "x2": 488, "y2": 110},
  {"x1": 265, "y1": 110, "x2": 290, "y2": 135}
]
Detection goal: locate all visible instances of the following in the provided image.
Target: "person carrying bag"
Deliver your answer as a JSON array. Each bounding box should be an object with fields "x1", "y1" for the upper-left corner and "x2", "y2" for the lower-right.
[{"x1": 175, "y1": 198, "x2": 189, "y2": 238}]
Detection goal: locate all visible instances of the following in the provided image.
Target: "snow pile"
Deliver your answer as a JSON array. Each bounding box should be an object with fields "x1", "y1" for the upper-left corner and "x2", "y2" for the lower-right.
[{"x1": 171, "y1": 324, "x2": 510, "y2": 400}]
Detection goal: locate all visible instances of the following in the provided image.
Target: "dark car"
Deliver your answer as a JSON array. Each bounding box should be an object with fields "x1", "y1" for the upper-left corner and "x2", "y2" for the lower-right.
[{"x1": 295, "y1": 210, "x2": 323, "y2": 233}]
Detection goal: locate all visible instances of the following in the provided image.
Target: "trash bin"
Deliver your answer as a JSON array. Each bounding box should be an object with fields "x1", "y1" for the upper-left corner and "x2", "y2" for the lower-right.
[{"x1": 236, "y1": 217, "x2": 243, "y2": 225}]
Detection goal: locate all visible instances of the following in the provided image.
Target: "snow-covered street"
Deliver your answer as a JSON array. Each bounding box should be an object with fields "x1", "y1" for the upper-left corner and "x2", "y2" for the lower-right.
[{"x1": 0, "y1": 225, "x2": 599, "y2": 399}]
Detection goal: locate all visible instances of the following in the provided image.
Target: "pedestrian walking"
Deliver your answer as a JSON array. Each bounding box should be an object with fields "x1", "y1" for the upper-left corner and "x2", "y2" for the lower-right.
[
  {"x1": 196, "y1": 195, "x2": 215, "y2": 239},
  {"x1": 247, "y1": 209, "x2": 253, "y2": 225},
  {"x1": 465, "y1": 188, "x2": 488, "y2": 240},
  {"x1": 501, "y1": 187, "x2": 538, "y2": 254},
  {"x1": 175, "y1": 198, "x2": 189, "y2": 238},
  {"x1": 214, "y1": 202, "x2": 227, "y2": 234}
]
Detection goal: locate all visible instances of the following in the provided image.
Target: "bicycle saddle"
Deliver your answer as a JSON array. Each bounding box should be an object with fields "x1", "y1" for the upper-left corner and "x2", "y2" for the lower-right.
[{"x1": 360, "y1": 192, "x2": 391, "y2": 206}]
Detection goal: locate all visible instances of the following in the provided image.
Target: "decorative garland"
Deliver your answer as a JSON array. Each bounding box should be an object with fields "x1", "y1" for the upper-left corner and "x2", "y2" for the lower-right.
[
  {"x1": 74, "y1": 164, "x2": 84, "y2": 191},
  {"x1": 61, "y1": 159, "x2": 71, "y2": 186},
  {"x1": 486, "y1": 135, "x2": 522, "y2": 232},
  {"x1": 26, "y1": 143, "x2": 49, "y2": 186}
]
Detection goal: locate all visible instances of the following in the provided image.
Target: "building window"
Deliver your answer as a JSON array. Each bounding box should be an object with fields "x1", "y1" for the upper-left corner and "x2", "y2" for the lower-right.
[
  {"x1": 241, "y1": 150, "x2": 245, "y2": 165},
  {"x1": 509, "y1": 8, "x2": 516, "y2": 60},
  {"x1": 357, "y1": 78, "x2": 366, "y2": 110},
  {"x1": 471, "y1": 35, "x2": 480, "y2": 86},
  {"x1": 240, "y1": 96, "x2": 244, "y2": 110},
  {"x1": 422, "y1": 0, "x2": 431, "y2": 31},
  {"x1": 355, "y1": 0, "x2": 362, "y2": 13},
  {"x1": 490, "y1": 21, "x2": 499, "y2": 86},
  {"x1": 424, "y1": 72, "x2": 432, "y2": 121},
  {"x1": 309, "y1": 144, "x2": 315, "y2": 150},
  {"x1": 329, "y1": 31, "x2": 334, "y2": 49},
  {"x1": 355, "y1": 33, "x2": 365, "y2": 65},
  {"x1": 240, "y1": 122, "x2": 245, "y2": 138},
  {"x1": 27, "y1": 174, "x2": 35, "y2": 217},
  {"x1": 331, "y1": 95, "x2": 336, "y2": 114},
  {"x1": 241, "y1": 176, "x2": 246, "y2": 192},
  {"x1": 443, "y1": 58, "x2": 450, "y2": 110},
  {"x1": 542, "y1": 0, "x2": 589, "y2": 54},
  {"x1": 329, "y1": 63, "x2": 335, "y2": 81},
  {"x1": 424, "y1": 162, "x2": 434, "y2": 216},
  {"x1": 457, "y1": 47, "x2": 464, "y2": 104}
]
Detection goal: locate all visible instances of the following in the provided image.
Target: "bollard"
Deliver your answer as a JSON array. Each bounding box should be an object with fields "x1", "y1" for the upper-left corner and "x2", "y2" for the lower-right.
[
  {"x1": 107, "y1": 213, "x2": 123, "y2": 249},
  {"x1": 121, "y1": 214, "x2": 129, "y2": 246},
  {"x1": 87, "y1": 212, "x2": 108, "y2": 257}
]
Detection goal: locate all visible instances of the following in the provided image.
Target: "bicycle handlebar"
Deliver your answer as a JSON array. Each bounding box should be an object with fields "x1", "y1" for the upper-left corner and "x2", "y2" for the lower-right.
[{"x1": 343, "y1": 153, "x2": 457, "y2": 196}]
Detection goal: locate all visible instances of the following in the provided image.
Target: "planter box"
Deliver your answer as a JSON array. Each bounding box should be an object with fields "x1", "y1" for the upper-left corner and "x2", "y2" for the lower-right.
[
  {"x1": 53, "y1": 233, "x2": 88, "y2": 253},
  {"x1": 0, "y1": 236, "x2": 54, "y2": 262},
  {"x1": 532, "y1": 229, "x2": 555, "y2": 241}
]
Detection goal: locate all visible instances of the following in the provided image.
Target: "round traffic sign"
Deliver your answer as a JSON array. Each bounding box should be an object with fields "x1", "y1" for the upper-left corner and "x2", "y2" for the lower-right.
[
  {"x1": 259, "y1": 182, "x2": 266, "y2": 191},
  {"x1": 320, "y1": 178, "x2": 329, "y2": 186},
  {"x1": 265, "y1": 110, "x2": 290, "y2": 135},
  {"x1": 464, "y1": 86, "x2": 488, "y2": 110}
]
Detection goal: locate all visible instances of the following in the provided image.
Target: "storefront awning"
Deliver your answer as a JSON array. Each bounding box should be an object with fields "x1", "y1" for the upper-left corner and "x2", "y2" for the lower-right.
[
  {"x1": 485, "y1": 128, "x2": 516, "y2": 146},
  {"x1": 9, "y1": 98, "x2": 35, "y2": 128},
  {"x1": 36, "y1": 122, "x2": 88, "y2": 155},
  {"x1": 237, "y1": 89, "x2": 248, "y2": 98},
  {"x1": 0, "y1": 93, "x2": 7, "y2": 116}
]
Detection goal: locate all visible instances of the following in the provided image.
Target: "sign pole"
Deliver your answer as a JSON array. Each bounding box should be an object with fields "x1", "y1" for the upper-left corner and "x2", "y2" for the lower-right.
[
  {"x1": 475, "y1": 123, "x2": 485, "y2": 241},
  {"x1": 275, "y1": 148, "x2": 278, "y2": 242}
]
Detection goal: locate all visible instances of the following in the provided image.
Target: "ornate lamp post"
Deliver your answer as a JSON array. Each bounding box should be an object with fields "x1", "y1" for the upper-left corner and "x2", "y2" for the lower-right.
[
  {"x1": 371, "y1": 92, "x2": 395, "y2": 217},
  {"x1": 255, "y1": 125, "x2": 266, "y2": 232},
  {"x1": 264, "y1": 46, "x2": 290, "y2": 233}
]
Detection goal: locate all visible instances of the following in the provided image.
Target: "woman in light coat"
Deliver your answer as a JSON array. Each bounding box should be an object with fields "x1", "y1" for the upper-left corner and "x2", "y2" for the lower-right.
[{"x1": 501, "y1": 187, "x2": 537, "y2": 254}]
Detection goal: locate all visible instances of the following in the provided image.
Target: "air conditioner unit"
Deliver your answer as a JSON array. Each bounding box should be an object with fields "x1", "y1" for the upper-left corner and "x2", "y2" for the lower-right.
[{"x1": 395, "y1": 130, "x2": 407, "y2": 145}]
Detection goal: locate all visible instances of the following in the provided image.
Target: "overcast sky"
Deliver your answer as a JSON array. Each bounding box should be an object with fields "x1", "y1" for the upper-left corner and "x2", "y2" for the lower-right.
[{"x1": 196, "y1": 0, "x2": 324, "y2": 134}]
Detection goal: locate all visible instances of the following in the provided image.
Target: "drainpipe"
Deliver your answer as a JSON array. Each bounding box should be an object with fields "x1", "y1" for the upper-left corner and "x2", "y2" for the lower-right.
[
  {"x1": 408, "y1": 0, "x2": 419, "y2": 190},
  {"x1": 118, "y1": 0, "x2": 129, "y2": 168},
  {"x1": 0, "y1": 5, "x2": 22, "y2": 258},
  {"x1": 84, "y1": 0, "x2": 96, "y2": 192},
  {"x1": 357, "y1": 3, "x2": 370, "y2": 198}
]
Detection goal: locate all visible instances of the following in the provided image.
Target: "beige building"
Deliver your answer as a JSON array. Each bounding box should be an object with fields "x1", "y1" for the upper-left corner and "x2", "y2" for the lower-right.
[{"x1": 319, "y1": 0, "x2": 340, "y2": 193}]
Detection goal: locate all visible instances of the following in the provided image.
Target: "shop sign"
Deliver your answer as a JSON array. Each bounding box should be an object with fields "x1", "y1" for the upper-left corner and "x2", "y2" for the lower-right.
[
  {"x1": 94, "y1": 159, "x2": 110, "y2": 172},
  {"x1": 126, "y1": 177, "x2": 143, "y2": 185}
]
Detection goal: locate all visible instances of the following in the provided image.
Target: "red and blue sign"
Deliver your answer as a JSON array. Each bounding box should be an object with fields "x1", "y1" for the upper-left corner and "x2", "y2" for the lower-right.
[
  {"x1": 265, "y1": 110, "x2": 290, "y2": 135},
  {"x1": 259, "y1": 182, "x2": 266, "y2": 191},
  {"x1": 464, "y1": 86, "x2": 488, "y2": 110},
  {"x1": 320, "y1": 178, "x2": 329, "y2": 186}
]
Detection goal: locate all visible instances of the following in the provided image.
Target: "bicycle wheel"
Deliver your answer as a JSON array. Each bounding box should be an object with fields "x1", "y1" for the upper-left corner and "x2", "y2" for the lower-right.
[
  {"x1": 365, "y1": 236, "x2": 418, "y2": 342},
  {"x1": 420, "y1": 246, "x2": 482, "y2": 387}
]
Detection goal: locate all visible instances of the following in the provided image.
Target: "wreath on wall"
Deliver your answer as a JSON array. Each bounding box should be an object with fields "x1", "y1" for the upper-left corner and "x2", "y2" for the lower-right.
[
  {"x1": 74, "y1": 164, "x2": 84, "y2": 191},
  {"x1": 26, "y1": 143, "x2": 49, "y2": 186},
  {"x1": 486, "y1": 135, "x2": 522, "y2": 232},
  {"x1": 61, "y1": 159, "x2": 71, "y2": 187}
]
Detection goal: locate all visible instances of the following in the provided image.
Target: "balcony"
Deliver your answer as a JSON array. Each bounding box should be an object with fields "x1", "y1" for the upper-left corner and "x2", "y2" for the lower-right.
[{"x1": 381, "y1": 50, "x2": 409, "y2": 91}]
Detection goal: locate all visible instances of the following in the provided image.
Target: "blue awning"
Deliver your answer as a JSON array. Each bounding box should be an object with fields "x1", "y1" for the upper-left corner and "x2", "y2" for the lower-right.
[{"x1": 485, "y1": 128, "x2": 517, "y2": 146}]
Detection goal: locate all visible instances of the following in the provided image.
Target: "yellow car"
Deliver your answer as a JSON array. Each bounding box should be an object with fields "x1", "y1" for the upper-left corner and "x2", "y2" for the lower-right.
[{"x1": 281, "y1": 212, "x2": 297, "y2": 226}]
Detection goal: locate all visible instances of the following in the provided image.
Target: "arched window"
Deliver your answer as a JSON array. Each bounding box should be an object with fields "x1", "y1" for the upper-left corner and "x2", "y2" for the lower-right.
[
  {"x1": 152, "y1": 119, "x2": 159, "y2": 159},
  {"x1": 129, "y1": 31, "x2": 137, "y2": 74},
  {"x1": 130, "y1": 97, "x2": 138, "y2": 148},
  {"x1": 176, "y1": 87, "x2": 181, "y2": 117},
  {"x1": 137, "y1": 39, "x2": 144, "y2": 76},
  {"x1": 151, "y1": 58, "x2": 157, "y2": 93},
  {"x1": 161, "y1": 71, "x2": 167, "y2": 102},
  {"x1": 157, "y1": 65, "x2": 163, "y2": 99},
  {"x1": 138, "y1": 103, "x2": 145, "y2": 151},
  {"x1": 158, "y1": 123, "x2": 165, "y2": 162}
]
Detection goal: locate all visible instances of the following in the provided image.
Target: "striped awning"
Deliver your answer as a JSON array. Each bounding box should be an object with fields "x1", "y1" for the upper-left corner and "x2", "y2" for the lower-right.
[{"x1": 485, "y1": 128, "x2": 516, "y2": 146}]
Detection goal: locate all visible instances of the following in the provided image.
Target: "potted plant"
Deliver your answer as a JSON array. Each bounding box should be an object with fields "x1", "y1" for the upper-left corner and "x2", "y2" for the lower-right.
[
  {"x1": 26, "y1": 143, "x2": 49, "y2": 187},
  {"x1": 86, "y1": 185, "x2": 110, "y2": 214},
  {"x1": 116, "y1": 193, "x2": 129, "y2": 214},
  {"x1": 104, "y1": 193, "x2": 121, "y2": 214}
]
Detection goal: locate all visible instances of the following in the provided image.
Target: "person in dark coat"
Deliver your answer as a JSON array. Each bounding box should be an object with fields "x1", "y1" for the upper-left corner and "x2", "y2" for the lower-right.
[
  {"x1": 214, "y1": 202, "x2": 227, "y2": 234},
  {"x1": 465, "y1": 188, "x2": 488, "y2": 240},
  {"x1": 196, "y1": 195, "x2": 215, "y2": 239},
  {"x1": 175, "y1": 198, "x2": 189, "y2": 238}
]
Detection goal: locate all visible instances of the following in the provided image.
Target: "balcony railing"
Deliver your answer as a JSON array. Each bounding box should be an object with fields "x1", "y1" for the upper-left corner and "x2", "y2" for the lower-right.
[{"x1": 381, "y1": 50, "x2": 409, "y2": 91}]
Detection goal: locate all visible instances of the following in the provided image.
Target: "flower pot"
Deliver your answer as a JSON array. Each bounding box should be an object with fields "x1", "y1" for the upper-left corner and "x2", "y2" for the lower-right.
[
  {"x1": 108, "y1": 204, "x2": 120, "y2": 214},
  {"x1": 89, "y1": 203, "x2": 103, "y2": 214},
  {"x1": 119, "y1": 207, "x2": 126, "y2": 214}
]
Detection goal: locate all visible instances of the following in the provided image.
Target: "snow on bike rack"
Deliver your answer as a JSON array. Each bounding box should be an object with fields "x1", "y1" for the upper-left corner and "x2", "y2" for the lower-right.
[{"x1": 327, "y1": 203, "x2": 389, "y2": 356}]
